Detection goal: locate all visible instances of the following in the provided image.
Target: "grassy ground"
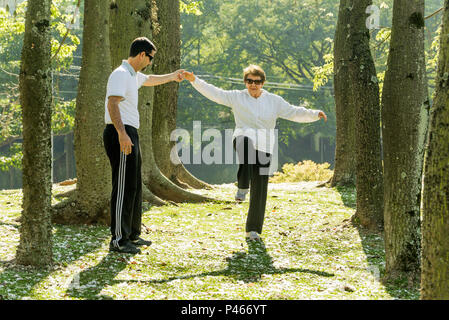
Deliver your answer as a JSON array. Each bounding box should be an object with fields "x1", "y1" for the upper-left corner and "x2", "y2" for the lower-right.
[{"x1": 0, "y1": 182, "x2": 419, "y2": 300}]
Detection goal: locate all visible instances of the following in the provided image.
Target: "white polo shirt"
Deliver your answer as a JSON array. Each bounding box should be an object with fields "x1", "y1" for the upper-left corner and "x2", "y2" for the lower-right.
[
  {"x1": 191, "y1": 77, "x2": 322, "y2": 154},
  {"x1": 105, "y1": 60, "x2": 148, "y2": 129}
]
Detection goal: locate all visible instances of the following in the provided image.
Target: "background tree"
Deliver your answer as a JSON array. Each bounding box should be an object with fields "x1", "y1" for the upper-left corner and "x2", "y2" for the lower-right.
[
  {"x1": 109, "y1": 0, "x2": 212, "y2": 204},
  {"x1": 330, "y1": 0, "x2": 356, "y2": 187},
  {"x1": 53, "y1": 0, "x2": 112, "y2": 224},
  {"x1": 151, "y1": 0, "x2": 211, "y2": 189},
  {"x1": 348, "y1": 0, "x2": 384, "y2": 231},
  {"x1": 421, "y1": 0, "x2": 449, "y2": 300},
  {"x1": 16, "y1": 0, "x2": 53, "y2": 266},
  {"x1": 381, "y1": 0, "x2": 429, "y2": 281}
]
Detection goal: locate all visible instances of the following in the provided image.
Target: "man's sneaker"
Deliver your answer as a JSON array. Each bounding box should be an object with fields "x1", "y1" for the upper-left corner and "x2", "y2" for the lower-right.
[
  {"x1": 109, "y1": 241, "x2": 141, "y2": 254},
  {"x1": 245, "y1": 231, "x2": 261, "y2": 241},
  {"x1": 130, "y1": 237, "x2": 152, "y2": 246},
  {"x1": 235, "y1": 188, "x2": 249, "y2": 202}
]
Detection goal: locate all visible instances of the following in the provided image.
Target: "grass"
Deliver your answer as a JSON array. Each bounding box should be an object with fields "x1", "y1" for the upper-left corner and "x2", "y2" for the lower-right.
[{"x1": 0, "y1": 182, "x2": 419, "y2": 300}]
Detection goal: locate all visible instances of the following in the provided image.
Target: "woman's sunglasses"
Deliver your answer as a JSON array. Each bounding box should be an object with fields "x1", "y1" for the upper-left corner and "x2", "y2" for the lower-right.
[{"x1": 245, "y1": 79, "x2": 263, "y2": 85}]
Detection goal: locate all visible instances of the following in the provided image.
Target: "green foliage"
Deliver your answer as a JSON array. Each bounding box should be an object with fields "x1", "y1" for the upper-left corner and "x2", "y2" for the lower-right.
[
  {"x1": 0, "y1": 0, "x2": 81, "y2": 171},
  {"x1": 52, "y1": 99, "x2": 76, "y2": 134},
  {"x1": 178, "y1": 0, "x2": 338, "y2": 148},
  {"x1": 180, "y1": 0, "x2": 202, "y2": 15},
  {"x1": 269, "y1": 160, "x2": 333, "y2": 183},
  {"x1": 312, "y1": 53, "x2": 333, "y2": 91},
  {"x1": 0, "y1": 99, "x2": 21, "y2": 143},
  {"x1": 0, "y1": 143, "x2": 22, "y2": 171},
  {"x1": 0, "y1": 96, "x2": 22, "y2": 170},
  {"x1": 426, "y1": 21, "x2": 442, "y2": 97},
  {"x1": 50, "y1": 0, "x2": 80, "y2": 71}
]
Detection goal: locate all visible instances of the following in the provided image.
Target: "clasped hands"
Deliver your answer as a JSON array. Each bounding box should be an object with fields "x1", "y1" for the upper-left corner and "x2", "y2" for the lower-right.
[{"x1": 172, "y1": 70, "x2": 195, "y2": 82}]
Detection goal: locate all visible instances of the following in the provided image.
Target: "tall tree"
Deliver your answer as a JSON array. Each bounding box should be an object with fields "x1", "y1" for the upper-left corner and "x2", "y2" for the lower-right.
[
  {"x1": 109, "y1": 0, "x2": 163, "y2": 206},
  {"x1": 152, "y1": 0, "x2": 180, "y2": 182},
  {"x1": 421, "y1": 0, "x2": 449, "y2": 300},
  {"x1": 330, "y1": 0, "x2": 357, "y2": 187},
  {"x1": 16, "y1": 0, "x2": 53, "y2": 266},
  {"x1": 381, "y1": 0, "x2": 429, "y2": 280},
  {"x1": 348, "y1": 0, "x2": 384, "y2": 231},
  {"x1": 152, "y1": 0, "x2": 211, "y2": 189},
  {"x1": 109, "y1": 0, "x2": 211, "y2": 204},
  {"x1": 53, "y1": 0, "x2": 112, "y2": 224}
]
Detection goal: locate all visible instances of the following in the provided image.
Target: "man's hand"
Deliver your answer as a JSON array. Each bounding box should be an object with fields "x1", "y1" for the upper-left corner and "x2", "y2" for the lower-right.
[
  {"x1": 182, "y1": 71, "x2": 195, "y2": 82},
  {"x1": 318, "y1": 111, "x2": 327, "y2": 122},
  {"x1": 118, "y1": 131, "x2": 134, "y2": 155},
  {"x1": 173, "y1": 69, "x2": 185, "y2": 82}
]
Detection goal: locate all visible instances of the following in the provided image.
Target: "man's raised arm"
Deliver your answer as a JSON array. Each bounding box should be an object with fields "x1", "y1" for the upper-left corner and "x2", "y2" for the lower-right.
[{"x1": 142, "y1": 69, "x2": 184, "y2": 86}]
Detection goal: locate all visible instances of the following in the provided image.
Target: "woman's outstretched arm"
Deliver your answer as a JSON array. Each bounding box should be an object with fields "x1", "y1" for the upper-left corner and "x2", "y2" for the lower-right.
[{"x1": 183, "y1": 71, "x2": 236, "y2": 108}]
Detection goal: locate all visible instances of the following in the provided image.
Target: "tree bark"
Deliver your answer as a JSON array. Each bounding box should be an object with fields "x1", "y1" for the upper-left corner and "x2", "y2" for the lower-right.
[
  {"x1": 16, "y1": 0, "x2": 53, "y2": 266},
  {"x1": 381, "y1": 0, "x2": 429, "y2": 280},
  {"x1": 348, "y1": 0, "x2": 384, "y2": 231},
  {"x1": 420, "y1": 0, "x2": 449, "y2": 300},
  {"x1": 330, "y1": 0, "x2": 357, "y2": 188},
  {"x1": 52, "y1": 0, "x2": 112, "y2": 225},
  {"x1": 152, "y1": 0, "x2": 212, "y2": 190}
]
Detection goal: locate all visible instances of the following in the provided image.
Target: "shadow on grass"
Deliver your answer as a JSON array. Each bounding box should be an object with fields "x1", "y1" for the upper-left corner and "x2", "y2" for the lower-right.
[
  {"x1": 335, "y1": 185, "x2": 356, "y2": 209},
  {"x1": 0, "y1": 222, "x2": 21, "y2": 229},
  {"x1": 136, "y1": 239, "x2": 333, "y2": 285},
  {"x1": 55, "y1": 239, "x2": 333, "y2": 300},
  {"x1": 67, "y1": 251, "x2": 138, "y2": 300},
  {"x1": 334, "y1": 185, "x2": 419, "y2": 300},
  {"x1": 0, "y1": 224, "x2": 110, "y2": 300},
  {"x1": 354, "y1": 225, "x2": 419, "y2": 300}
]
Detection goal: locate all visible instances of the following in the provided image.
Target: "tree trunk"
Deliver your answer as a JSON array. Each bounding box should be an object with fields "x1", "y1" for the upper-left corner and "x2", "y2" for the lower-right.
[
  {"x1": 381, "y1": 0, "x2": 429, "y2": 280},
  {"x1": 16, "y1": 0, "x2": 53, "y2": 266},
  {"x1": 348, "y1": 0, "x2": 384, "y2": 231},
  {"x1": 420, "y1": 0, "x2": 449, "y2": 300},
  {"x1": 53, "y1": 0, "x2": 112, "y2": 225},
  {"x1": 330, "y1": 0, "x2": 356, "y2": 188},
  {"x1": 152, "y1": 0, "x2": 212, "y2": 190},
  {"x1": 140, "y1": 89, "x2": 214, "y2": 203},
  {"x1": 109, "y1": 0, "x2": 211, "y2": 204}
]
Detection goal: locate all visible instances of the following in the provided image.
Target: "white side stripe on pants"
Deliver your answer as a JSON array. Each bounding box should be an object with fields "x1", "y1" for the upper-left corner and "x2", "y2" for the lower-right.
[{"x1": 113, "y1": 152, "x2": 126, "y2": 248}]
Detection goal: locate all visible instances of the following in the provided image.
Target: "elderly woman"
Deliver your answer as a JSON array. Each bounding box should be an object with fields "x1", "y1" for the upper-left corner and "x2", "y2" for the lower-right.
[{"x1": 182, "y1": 65, "x2": 327, "y2": 241}]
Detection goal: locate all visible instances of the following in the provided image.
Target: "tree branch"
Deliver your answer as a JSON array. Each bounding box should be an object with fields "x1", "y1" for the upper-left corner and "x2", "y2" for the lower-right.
[
  {"x1": 51, "y1": 0, "x2": 81, "y2": 61},
  {"x1": 425, "y1": 7, "x2": 443, "y2": 20}
]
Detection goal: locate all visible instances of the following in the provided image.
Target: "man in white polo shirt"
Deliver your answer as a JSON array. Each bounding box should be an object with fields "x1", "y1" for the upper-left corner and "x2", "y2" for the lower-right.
[{"x1": 104, "y1": 37, "x2": 183, "y2": 254}]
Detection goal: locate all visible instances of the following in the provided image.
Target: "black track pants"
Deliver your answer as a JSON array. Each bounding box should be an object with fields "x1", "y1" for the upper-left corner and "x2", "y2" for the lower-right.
[
  {"x1": 103, "y1": 124, "x2": 142, "y2": 247},
  {"x1": 233, "y1": 136, "x2": 272, "y2": 234}
]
